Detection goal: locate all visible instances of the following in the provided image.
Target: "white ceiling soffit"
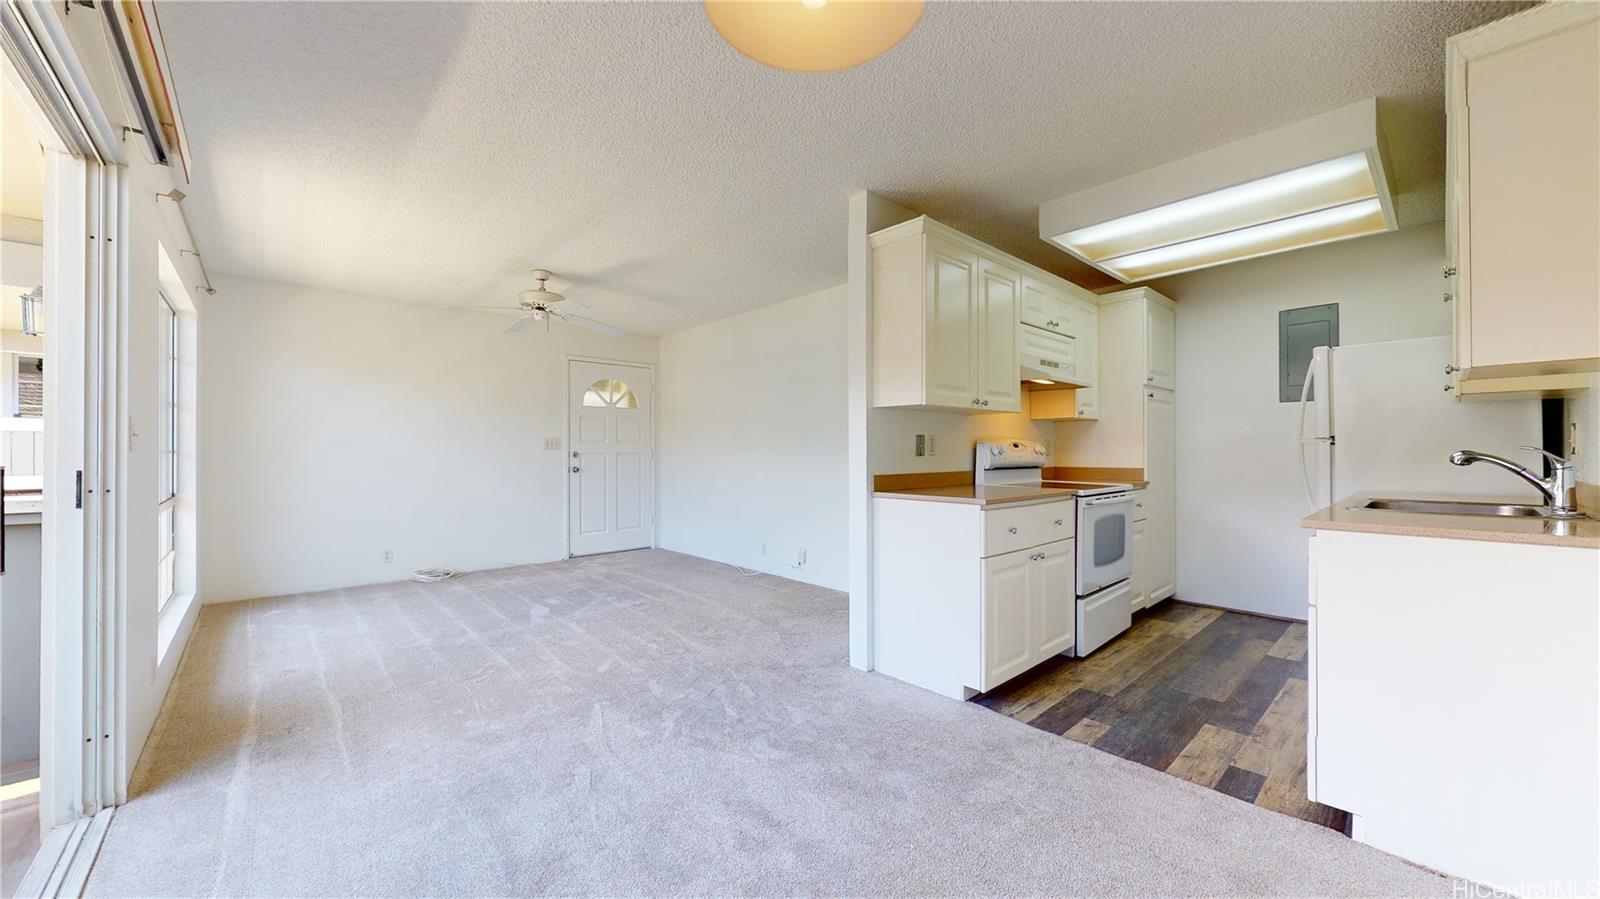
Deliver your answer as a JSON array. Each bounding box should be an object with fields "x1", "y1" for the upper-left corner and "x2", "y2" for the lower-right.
[
  {"x1": 155, "y1": 2, "x2": 1528, "y2": 335},
  {"x1": 1040, "y1": 99, "x2": 1397, "y2": 283}
]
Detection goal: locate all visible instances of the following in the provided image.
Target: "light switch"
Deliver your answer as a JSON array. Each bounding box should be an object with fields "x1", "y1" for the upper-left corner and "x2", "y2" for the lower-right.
[
  {"x1": 927, "y1": 435, "x2": 935, "y2": 456},
  {"x1": 545, "y1": 437, "x2": 562, "y2": 450}
]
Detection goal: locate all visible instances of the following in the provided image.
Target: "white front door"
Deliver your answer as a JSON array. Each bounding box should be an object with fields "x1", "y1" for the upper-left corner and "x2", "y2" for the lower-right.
[{"x1": 568, "y1": 360, "x2": 653, "y2": 557}]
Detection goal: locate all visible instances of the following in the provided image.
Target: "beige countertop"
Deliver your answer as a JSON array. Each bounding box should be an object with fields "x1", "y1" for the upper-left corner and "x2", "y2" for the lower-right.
[
  {"x1": 1303, "y1": 493, "x2": 1600, "y2": 549},
  {"x1": 873, "y1": 480, "x2": 1146, "y2": 507}
]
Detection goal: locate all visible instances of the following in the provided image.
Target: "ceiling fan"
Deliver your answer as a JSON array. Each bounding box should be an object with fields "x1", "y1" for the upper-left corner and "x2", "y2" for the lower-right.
[{"x1": 457, "y1": 269, "x2": 626, "y2": 336}]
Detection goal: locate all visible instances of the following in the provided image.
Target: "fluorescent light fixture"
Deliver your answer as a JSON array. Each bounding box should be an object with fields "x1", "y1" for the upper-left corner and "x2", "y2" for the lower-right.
[
  {"x1": 1100, "y1": 198, "x2": 1389, "y2": 282},
  {"x1": 1040, "y1": 99, "x2": 1396, "y2": 282},
  {"x1": 1027, "y1": 379, "x2": 1057, "y2": 385}
]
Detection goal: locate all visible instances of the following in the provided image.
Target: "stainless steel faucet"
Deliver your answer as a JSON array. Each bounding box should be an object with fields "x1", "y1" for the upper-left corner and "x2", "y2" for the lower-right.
[{"x1": 1449, "y1": 445, "x2": 1584, "y2": 519}]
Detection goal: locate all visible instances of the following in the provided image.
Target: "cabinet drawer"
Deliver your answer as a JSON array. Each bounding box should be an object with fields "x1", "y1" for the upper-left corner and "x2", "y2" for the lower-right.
[
  {"x1": 1039, "y1": 502, "x2": 1075, "y2": 542},
  {"x1": 983, "y1": 500, "x2": 1074, "y2": 557}
]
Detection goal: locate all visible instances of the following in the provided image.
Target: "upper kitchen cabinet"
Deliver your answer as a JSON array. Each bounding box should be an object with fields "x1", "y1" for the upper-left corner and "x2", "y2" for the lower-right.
[
  {"x1": 872, "y1": 217, "x2": 1033, "y2": 413},
  {"x1": 1446, "y1": 4, "x2": 1600, "y2": 396},
  {"x1": 1145, "y1": 300, "x2": 1176, "y2": 391}
]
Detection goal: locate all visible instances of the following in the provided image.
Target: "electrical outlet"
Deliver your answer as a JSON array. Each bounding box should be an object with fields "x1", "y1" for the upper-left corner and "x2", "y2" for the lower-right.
[
  {"x1": 796, "y1": 548, "x2": 807, "y2": 567},
  {"x1": 382, "y1": 549, "x2": 393, "y2": 563},
  {"x1": 914, "y1": 434, "x2": 926, "y2": 457},
  {"x1": 544, "y1": 436, "x2": 562, "y2": 450},
  {"x1": 760, "y1": 543, "x2": 768, "y2": 556}
]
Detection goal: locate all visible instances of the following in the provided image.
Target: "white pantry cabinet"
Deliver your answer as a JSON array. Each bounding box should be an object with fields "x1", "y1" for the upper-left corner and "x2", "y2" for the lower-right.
[
  {"x1": 1446, "y1": 4, "x2": 1599, "y2": 394},
  {"x1": 873, "y1": 495, "x2": 1077, "y2": 699},
  {"x1": 872, "y1": 218, "x2": 1021, "y2": 413},
  {"x1": 1055, "y1": 287, "x2": 1176, "y2": 606}
]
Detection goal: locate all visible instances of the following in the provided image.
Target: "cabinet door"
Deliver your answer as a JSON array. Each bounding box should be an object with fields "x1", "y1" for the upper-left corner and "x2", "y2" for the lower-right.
[
  {"x1": 1464, "y1": 14, "x2": 1599, "y2": 371},
  {"x1": 1145, "y1": 301, "x2": 1176, "y2": 391},
  {"x1": 981, "y1": 548, "x2": 1034, "y2": 690},
  {"x1": 1033, "y1": 541, "x2": 1076, "y2": 660},
  {"x1": 1020, "y1": 277, "x2": 1060, "y2": 333},
  {"x1": 1144, "y1": 388, "x2": 1177, "y2": 602},
  {"x1": 924, "y1": 237, "x2": 980, "y2": 410},
  {"x1": 976, "y1": 258, "x2": 1021, "y2": 412},
  {"x1": 1130, "y1": 520, "x2": 1148, "y2": 611},
  {"x1": 1073, "y1": 299, "x2": 1099, "y2": 418}
]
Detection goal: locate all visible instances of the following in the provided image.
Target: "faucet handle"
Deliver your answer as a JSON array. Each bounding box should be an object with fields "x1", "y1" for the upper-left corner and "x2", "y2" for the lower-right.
[{"x1": 1520, "y1": 445, "x2": 1573, "y2": 468}]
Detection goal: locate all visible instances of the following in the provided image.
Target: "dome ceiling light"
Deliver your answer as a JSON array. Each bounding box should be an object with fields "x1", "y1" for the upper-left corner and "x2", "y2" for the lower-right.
[{"x1": 703, "y1": 0, "x2": 926, "y2": 73}]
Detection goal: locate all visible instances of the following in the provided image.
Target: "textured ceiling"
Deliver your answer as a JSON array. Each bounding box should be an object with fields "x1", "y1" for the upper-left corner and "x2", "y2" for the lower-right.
[{"x1": 156, "y1": 1, "x2": 1525, "y2": 335}]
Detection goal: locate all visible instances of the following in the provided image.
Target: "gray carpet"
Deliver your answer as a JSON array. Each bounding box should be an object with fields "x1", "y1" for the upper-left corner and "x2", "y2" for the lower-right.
[{"x1": 86, "y1": 549, "x2": 1448, "y2": 897}]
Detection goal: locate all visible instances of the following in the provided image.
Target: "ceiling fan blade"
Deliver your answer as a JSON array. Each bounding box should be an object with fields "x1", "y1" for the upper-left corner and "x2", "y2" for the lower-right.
[
  {"x1": 557, "y1": 313, "x2": 625, "y2": 337},
  {"x1": 502, "y1": 315, "x2": 538, "y2": 334},
  {"x1": 453, "y1": 305, "x2": 527, "y2": 316}
]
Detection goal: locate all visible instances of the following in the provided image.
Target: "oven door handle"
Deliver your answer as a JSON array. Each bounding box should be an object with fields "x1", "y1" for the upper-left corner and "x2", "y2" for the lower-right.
[{"x1": 1080, "y1": 493, "x2": 1133, "y2": 508}]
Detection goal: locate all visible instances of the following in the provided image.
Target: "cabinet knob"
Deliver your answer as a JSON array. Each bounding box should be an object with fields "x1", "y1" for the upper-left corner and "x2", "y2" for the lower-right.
[
  {"x1": 1445, "y1": 364, "x2": 1459, "y2": 375},
  {"x1": 1443, "y1": 265, "x2": 1458, "y2": 278},
  {"x1": 1442, "y1": 293, "x2": 1453, "y2": 303},
  {"x1": 972, "y1": 398, "x2": 980, "y2": 405},
  {"x1": 1443, "y1": 384, "x2": 1454, "y2": 392},
  {"x1": 571, "y1": 466, "x2": 581, "y2": 473},
  {"x1": 1146, "y1": 375, "x2": 1154, "y2": 383},
  {"x1": 981, "y1": 400, "x2": 989, "y2": 406},
  {"x1": 1008, "y1": 527, "x2": 1018, "y2": 535}
]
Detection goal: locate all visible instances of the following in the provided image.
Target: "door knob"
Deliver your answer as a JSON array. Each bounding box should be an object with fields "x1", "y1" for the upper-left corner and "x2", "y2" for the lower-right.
[{"x1": 571, "y1": 466, "x2": 581, "y2": 473}]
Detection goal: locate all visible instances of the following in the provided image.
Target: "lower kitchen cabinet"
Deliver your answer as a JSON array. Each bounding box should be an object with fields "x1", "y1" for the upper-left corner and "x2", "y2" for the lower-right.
[
  {"x1": 874, "y1": 495, "x2": 1077, "y2": 699},
  {"x1": 1130, "y1": 518, "x2": 1148, "y2": 610},
  {"x1": 982, "y1": 540, "x2": 1076, "y2": 689}
]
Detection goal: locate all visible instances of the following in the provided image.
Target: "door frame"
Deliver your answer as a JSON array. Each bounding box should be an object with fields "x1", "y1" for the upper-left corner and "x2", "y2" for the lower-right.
[
  {"x1": 562, "y1": 355, "x2": 656, "y2": 559},
  {"x1": 2, "y1": 0, "x2": 125, "y2": 838}
]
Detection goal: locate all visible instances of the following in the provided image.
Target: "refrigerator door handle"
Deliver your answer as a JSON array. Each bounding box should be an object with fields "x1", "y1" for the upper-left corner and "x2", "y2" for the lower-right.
[{"x1": 1298, "y1": 354, "x2": 1325, "y2": 513}]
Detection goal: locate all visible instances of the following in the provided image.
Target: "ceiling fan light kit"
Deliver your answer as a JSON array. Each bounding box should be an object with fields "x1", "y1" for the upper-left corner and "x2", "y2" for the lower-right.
[{"x1": 451, "y1": 269, "x2": 628, "y2": 338}]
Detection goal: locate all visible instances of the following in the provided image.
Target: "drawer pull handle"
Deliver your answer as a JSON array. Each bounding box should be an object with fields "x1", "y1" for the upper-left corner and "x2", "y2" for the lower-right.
[{"x1": 1008, "y1": 527, "x2": 1018, "y2": 535}]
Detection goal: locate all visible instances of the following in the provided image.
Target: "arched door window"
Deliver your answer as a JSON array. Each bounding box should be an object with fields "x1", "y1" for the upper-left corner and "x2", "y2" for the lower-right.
[{"x1": 581, "y1": 378, "x2": 637, "y2": 409}]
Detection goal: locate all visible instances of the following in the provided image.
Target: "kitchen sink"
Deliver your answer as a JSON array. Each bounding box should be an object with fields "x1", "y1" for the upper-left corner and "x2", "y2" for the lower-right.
[{"x1": 1356, "y1": 498, "x2": 1548, "y2": 518}]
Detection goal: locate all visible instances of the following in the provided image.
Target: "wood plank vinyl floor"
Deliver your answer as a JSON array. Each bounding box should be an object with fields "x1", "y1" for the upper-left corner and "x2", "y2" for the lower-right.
[{"x1": 973, "y1": 601, "x2": 1350, "y2": 832}]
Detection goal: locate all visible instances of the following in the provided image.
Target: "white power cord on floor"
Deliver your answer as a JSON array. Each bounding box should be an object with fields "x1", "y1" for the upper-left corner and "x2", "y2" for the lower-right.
[
  {"x1": 412, "y1": 567, "x2": 459, "y2": 583},
  {"x1": 412, "y1": 561, "x2": 526, "y2": 583}
]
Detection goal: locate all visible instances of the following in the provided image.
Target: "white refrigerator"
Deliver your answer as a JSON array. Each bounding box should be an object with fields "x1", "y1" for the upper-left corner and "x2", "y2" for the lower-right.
[{"x1": 1298, "y1": 336, "x2": 1543, "y2": 511}]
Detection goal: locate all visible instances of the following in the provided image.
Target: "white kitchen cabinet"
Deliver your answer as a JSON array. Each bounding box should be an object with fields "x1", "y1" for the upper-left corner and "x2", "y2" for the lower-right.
[
  {"x1": 1446, "y1": 4, "x2": 1599, "y2": 394},
  {"x1": 871, "y1": 218, "x2": 1021, "y2": 413},
  {"x1": 1145, "y1": 300, "x2": 1176, "y2": 391},
  {"x1": 977, "y1": 258, "x2": 1022, "y2": 412},
  {"x1": 1072, "y1": 297, "x2": 1100, "y2": 418},
  {"x1": 874, "y1": 495, "x2": 1077, "y2": 699},
  {"x1": 1129, "y1": 518, "x2": 1148, "y2": 611},
  {"x1": 1056, "y1": 287, "x2": 1176, "y2": 604},
  {"x1": 981, "y1": 548, "x2": 1034, "y2": 688},
  {"x1": 1305, "y1": 526, "x2": 1598, "y2": 891},
  {"x1": 1142, "y1": 388, "x2": 1176, "y2": 604},
  {"x1": 981, "y1": 538, "x2": 1075, "y2": 690},
  {"x1": 1033, "y1": 540, "x2": 1077, "y2": 660}
]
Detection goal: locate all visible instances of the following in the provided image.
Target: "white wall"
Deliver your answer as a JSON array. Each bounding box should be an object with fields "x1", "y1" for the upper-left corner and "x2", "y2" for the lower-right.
[
  {"x1": 658, "y1": 284, "x2": 848, "y2": 590},
  {"x1": 1148, "y1": 223, "x2": 1452, "y2": 620},
  {"x1": 870, "y1": 399, "x2": 1053, "y2": 476},
  {"x1": 199, "y1": 274, "x2": 658, "y2": 603}
]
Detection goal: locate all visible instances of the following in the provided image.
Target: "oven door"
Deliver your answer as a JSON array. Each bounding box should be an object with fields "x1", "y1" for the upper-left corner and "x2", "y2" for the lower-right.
[{"x1": 1076, "y1": 493, "x2": 1134, "y2": 596}]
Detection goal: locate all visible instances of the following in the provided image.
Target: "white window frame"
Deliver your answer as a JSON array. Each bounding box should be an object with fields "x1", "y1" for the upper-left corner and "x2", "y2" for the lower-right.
[{"x1": 157, "y1": 292, "x2": 177, "y2": 610}]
